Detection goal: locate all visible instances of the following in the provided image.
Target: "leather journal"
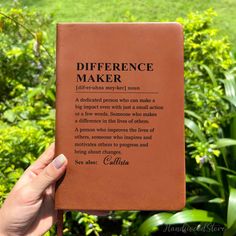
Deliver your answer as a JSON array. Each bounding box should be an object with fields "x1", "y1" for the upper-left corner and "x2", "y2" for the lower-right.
[{"x1": 55, "y1": 23, "x2": 185, "y2": 211}]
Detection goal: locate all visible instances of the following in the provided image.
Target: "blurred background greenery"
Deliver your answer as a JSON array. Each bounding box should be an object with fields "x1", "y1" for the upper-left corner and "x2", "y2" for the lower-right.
[
  {"x1": 1, "y1": 0, "x2": 236, "y2": 51},
  {"x1": 1, "y1": 0, "x2": 236, "y2": 235}
]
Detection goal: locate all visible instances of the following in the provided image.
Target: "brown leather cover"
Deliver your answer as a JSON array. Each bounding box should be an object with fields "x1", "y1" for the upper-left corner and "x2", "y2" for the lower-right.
[{"x1": 55, "y1": 23, "x2": 185, "y2": 210}]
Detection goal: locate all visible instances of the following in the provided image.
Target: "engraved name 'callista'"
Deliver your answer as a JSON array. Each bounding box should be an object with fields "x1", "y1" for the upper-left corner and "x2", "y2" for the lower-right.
[{"x1": 103, "y1": 155, "x2": 129, "y2": 166}]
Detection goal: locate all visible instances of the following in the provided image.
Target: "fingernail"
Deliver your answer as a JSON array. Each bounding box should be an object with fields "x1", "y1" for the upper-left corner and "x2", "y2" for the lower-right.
[{"x1": 53, "y1": 154, "x2": 66, "y2": 169}]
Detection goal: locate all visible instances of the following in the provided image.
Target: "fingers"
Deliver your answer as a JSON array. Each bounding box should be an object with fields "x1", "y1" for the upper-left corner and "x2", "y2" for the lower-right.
[
  {"x1": 38, "y1": 143, "x2": 55, "y2": 165},
  {"x1": 29, "y1": 154, "x2": 68, "y2": 199},
  {"x1": 29, "y1": 143, "x2": 56, "y2": 174},
  {"x1": 10, "y1": 144, "x2": 56, "y2": 193}
]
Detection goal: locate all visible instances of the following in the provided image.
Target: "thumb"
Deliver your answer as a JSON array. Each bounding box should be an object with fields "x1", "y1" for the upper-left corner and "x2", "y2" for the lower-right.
[{"x1": 30, "y1": 154, "x2": 67, "y2": 197}]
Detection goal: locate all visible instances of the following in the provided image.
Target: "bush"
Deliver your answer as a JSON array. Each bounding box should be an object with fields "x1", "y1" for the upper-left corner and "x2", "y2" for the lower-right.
[
  {"x1": 0, "y1": 6, "x2": 55, "y2": 203},
  {"x1": 1, "y1": 6, "x2": 236, "y2": 236},
  {"x1": 182, "y1": 9, "x2": 234, "y2": 166},
  {"x1": 0, "y1": 4, "x2": 56, "y2": 200}
]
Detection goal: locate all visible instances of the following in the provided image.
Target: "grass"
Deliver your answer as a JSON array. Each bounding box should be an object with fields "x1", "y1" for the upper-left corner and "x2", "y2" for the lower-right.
[{"x1": 1, "y1": 0, "x2": 236, "y2": 51}]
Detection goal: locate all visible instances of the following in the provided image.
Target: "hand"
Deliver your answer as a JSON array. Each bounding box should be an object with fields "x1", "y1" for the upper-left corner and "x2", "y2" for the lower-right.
[{"x1": 0, "y1": 143, "x2": 67, "y2": 236}]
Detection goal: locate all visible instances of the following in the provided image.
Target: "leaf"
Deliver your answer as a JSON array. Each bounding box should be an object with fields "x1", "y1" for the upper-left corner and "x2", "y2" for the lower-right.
[
  {"x1": 192, "y1": 177, "x2": 221, "y2": 195},
  {"x1": 185, "y1": 118, "x2": 206, "y2": 142},
  {"x1": 185, "y1": 110, "x2": 202, "y2": 121},
  {"x1": 3, "y1": 110, "x2": 16, "y2": 123},
  {"x1": 186, "y1": 175, "x2": 191, "y2": 183},
  {"x1": 187, "y1": 195, "x2": 210, "y2": 204},
  {"x1": 86, "y1": 228, "x2": 94, "y2": 235},
  {"x1": 215, "y1": 138, "x2": 236, "y2": 148},
  {"x1": 227, "y1": 175, "x2": 236, "y2": 189},
  {"x1": 137, "y1": 213, "x2": 173, "y2": 236},
  {"x1": 46, "y1": 89, "x2": 55, "y2": 102},
  {"x1": 6, "y1": 47, "x2": 23, "y2": 57},
  {"x1": 225, "y1": 187, "x2": 236, "y2": 236},
  {"x1": 217, "y1": 166, "x2": 236, "y2": 175},
  {"x1": 35, "y1": 31, "x2": 43, "y2": 44},
  {"x1": 192, "y1": 176, "x2": 221, "y2": 186},
  {"x1": 224, "y1": 72, "x2": 236, "y2": 97},
  {"x1": 166, "y1": 210, "x2": 225, "y2": 225},
  {"x1": 208, "y1": 198, "x2": 224, "y2": 203},
  {"x1": 187, "y1": 176, "x2": 219, "y2": 196},
  {"x1": 224, "y1": 96, "x2": 236, "y2": 108},
  {"x1": 201, "y1": 64, "x2": 217, "y2": 86}
]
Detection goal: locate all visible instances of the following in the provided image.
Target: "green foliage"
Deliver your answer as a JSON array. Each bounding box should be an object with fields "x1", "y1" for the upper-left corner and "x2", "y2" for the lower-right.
[
  {"x1": 4, "y1": 0, "x2": 236, "y2": 51},
  {"x1": 137, "y1": 210, "x2": 225, "y2": 236},
  {"x1": 1, "y1": 5, "x2": 236, "y2": 236},
  {"x1": 63, "y1": 212, "x2": 102, "y2": 236},
  {"x1": 0, "y1": 120, "x2": 52, "y2": 201},
  {"x1": 0, "y1": 6, "x2": 54, "y2": 101},
  {"x1": 182, "y1": 9, "x2": 235, "y2": 166},
  {"x1": 0, "y1": 5, "x2": 55, "y2": 205}
]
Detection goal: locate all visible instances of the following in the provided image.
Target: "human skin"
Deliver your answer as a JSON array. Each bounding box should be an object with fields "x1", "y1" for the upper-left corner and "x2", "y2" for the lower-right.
[{"x1": 0, "y1": 144, "x2": 107, "y2": 236}]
